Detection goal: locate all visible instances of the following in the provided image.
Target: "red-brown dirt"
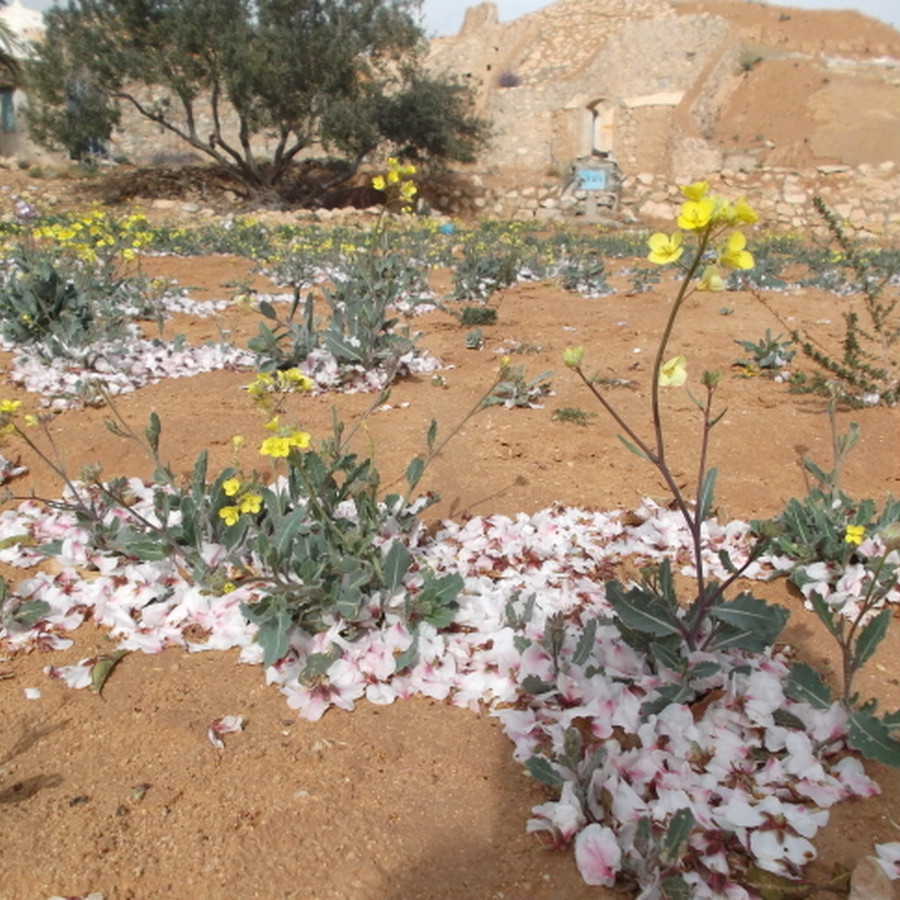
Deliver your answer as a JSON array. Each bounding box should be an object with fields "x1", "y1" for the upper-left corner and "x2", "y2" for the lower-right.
[{"x1": 0, "y1": 241, "x2": 898, "y2": 899}]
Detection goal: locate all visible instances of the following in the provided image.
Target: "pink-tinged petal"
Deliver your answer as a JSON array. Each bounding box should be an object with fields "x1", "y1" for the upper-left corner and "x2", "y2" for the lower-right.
[
  {"x1": 527, "y1": 782, "x2": 586, "y2": 847},
  {"x1": 574, "y1": 823, "x2": 622, "y2": 886},
  {"x1": 207, "y1": 714, "x2": 245, "y2": 748},
  {"x1": 875, "y1": 842, "x2": 900, "y2": 880},
  {"x1": 831, "y1": 755, "x2": 881, "y2": 798}
]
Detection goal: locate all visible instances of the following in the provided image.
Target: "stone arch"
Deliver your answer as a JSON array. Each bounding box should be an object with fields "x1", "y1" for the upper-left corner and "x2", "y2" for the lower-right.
[{"x1": 586, "y1": 99, "x2": 617, "y2": 157}]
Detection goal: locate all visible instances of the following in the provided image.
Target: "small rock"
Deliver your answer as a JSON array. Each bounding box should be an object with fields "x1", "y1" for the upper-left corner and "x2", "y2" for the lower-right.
[{"x1": 849, "y1": 856, "x2": 893, "y2": 900}]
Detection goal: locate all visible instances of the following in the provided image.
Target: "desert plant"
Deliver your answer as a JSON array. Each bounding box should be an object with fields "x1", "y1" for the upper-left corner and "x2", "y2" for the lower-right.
[
  {"x1": 789, "y1": 197, "x2": 899, "y2": 405},
  {"x1": 733, "y1": 328, "x2": 795, "y2": 374},
  {"x1": 459, "y1": 306, "x2": 498, "y2": 326},
  {"x1": 755, "y1": 402, "x2": 900, "y2": 764},
  {"x1": 550, "y1": 407, "x2": 596, "y2": 426},
  {"x1": 250, "y1": 160, "x2": 429, "y2": 379},
  {"x1": 551, "y1": 181, "x2": 814, "y2": 892}
]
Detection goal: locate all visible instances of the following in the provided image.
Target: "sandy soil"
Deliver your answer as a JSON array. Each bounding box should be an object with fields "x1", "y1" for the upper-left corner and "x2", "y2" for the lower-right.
[{"x1": 0, "y1": 245, "x2": 898, "y2": 900}]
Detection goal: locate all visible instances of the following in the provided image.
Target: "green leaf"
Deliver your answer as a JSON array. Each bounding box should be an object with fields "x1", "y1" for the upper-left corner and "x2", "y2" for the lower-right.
[
  {"x1": 717, "y1": 548, "x2": 738, "y2": 574},
  {"x1": 773, "y1": 708, "x2": 807, "y2": 731},
  {"x1": 111, "y1": 531, "x2": 170, "y2": 561},
  {"x1": 242, "y1": 601, "x2": 293, "y2": 667},
  {"x1": 383, "y1": 540, "x2": 411, "y2": 593},
  {"x1": 191, "y1": 449, "x2": 209, "y2": 498},
  {"x1": 299, "y1": 648, "x2": 341, "y2": 686},
  {"x1": 394, "y1": 627, "x2": 419, "y2": 672},
  {"x1": 808, "y1": 591, "x2": 841, "y2": 638},
  {"x1": 606, "y1": 580, "x2": 682, "y2": 638},
  {"x1": 848, "y1": 710, "x2": 900, "y2": 766},
  {"x1": 8, "y1": 599, "x2": 51, "y2": 628},
  {"x1": 144, "y1": 411, "x2": 161, "y2": 456},
  {"x1": 525, "y1": 756, "x2": 564, "y2": 788},
  {"x1": 426, "y1": 418, "x2": 438, "y2": 452},
  {"x1": 688, "y1": 660, "x2": 721, "y2": 681},
  {"x1": 521, "y1": 674, "x2": 556, "y2": 695},
  {"x1": 640, "y1": 682, "x2": 696, "y2": 718},
  {"x1": 616, "y1": 433, "x2": 651, "y2": 462},
  {"x1": 801, "y1": 457, "x2": 832, "y2": 488},
  {"x1": 784, "y1": 662, "x2": 831, "y2": 709},
  {"x1": 650, "y1": 640, "x2": 684, "y2": 674},
  {"x1": 322, "y1": 331, "x2": 363, "y2": 364},
  {"x1": 420, "y1": 572, "x2": 464, "y2": 610},
  {"x1": 571, "y1": 618, "x2": 597, "y2": 667},
  {"x1": 273, "y1": 507, "x2": 309, "y2": 561},
  {"x1": 405, "y1": 455, "x2": 425, "y2": 492},
  {"x1": 90, "y1": 650, "x2": 129, "y2": 695},
  {"x1": 259, "y1": 299, "x2": 277, "y2": 320},
  {"x1": 854, "y1": 609, "x2": 891, "y2": 669},
  {"x1": 707, "y1": 592, "x2": 788, "y2": 651},
  {"x1": 697, "y1": 466, "x2": 717, "y2": 522},
  {"x1": 660, "y1": 807, "x2": 696, "y2": 865}
]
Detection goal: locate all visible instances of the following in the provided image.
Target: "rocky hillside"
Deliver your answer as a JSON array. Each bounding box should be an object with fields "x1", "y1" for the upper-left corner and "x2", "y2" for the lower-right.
[{"x1": 428, "y1": 0, "x2": 900, "y2": 172}]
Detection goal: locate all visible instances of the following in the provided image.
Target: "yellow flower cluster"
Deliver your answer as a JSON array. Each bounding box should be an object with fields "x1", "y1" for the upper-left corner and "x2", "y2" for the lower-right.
[
  {"x1": 218, "y1": 476, "x2": 264, "y2": 527},
  {"x1": 259, "y1": 416, "x2": 312, "y2": 458},
  {"x1": 245, "y1": 368, "x2": 315, "y2": 410},
  {"x1": 647, "y1": 179, "x2": 758, "y2": 285},
  {"x1": 0, "y1": 398, "x2": 21, "y2": 436},
  {"x1": 371, "y1": 157, "x2": 418, "y2": 210},
  {"x1": 844, "y1": 524, "x2": 866, "y2": 546},
  {"x1": 32, "y1": 209, "x2": 154, "y2": 265}
]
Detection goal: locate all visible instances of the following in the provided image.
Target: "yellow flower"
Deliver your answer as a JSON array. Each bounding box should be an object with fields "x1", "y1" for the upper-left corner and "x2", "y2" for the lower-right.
[
  {"x1": 24, "y1": 414, "x2": 38, "y2": 427},
  {"x1": 697, "y1": 265, "x2": 726, "y2": 292},
  {"x1": 259, "y1": 436, "x2": 291, "y2": 458},
  {"x1": 677, "y1": 200, "x2": 715, "y2": 232},
  {"x1": 659, "y1": 355, "x2": 688, "y2": 387},
  {"x1": 239, "y1": 493, "x2": 263, "y2": 515},
  {"x1": 279, "y1": 369, "x2": 314, "y2": 392},
  {"x1": 264, "y1": 415, "x2": 281, "y2": 432},
  {"x1": 259, "y1": 430, "x2": 310, "y2": 458},
  {"x1": 372, "y1": 175, "x2": 386, "y2": 191},
  {"x1": 563, "y1": 346, "x2": 585, "y2": 368},
  {"x1": 287, "y1": 430, "x2": 311, "y2": 450},
  {"x1": 0, "y1": 399, "x2": 21, "y2": 414},
  {"x1": 844, "y1": 524, "x2": 865, "y2": 546},
  {"x1": 387, "y1": 169, "x2": 400, "y2": 184},
  {"x1": 719, "y1": 231, "x2": 754, "y2": 270},
  {"x1": 647, "y1": 231, "x2": 684, "y2": 265},
  {"x1": 731, "y1": 197, "x2": 758, "y2": 225},
  {"x1": 218, "y1": 505, "x2": 241, "y2": 527},
  {"x1": 222, "y1": 477, "x2": 241, "y2": 497},
  {"x1": 232, "y1": 435, "x2": 245, "y2": 453},
  {"x1": 680, "y1": 180, "x2": 710, "y2": 202}
]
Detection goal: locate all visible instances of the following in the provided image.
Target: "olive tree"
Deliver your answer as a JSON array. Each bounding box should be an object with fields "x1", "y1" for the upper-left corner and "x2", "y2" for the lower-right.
[{"x1": 24, "y1": 0, "x2": 488, "y2": 200}]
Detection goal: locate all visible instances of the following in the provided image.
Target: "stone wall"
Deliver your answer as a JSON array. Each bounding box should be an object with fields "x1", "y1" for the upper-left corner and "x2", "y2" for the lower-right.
[{"x1": 428, "y1": 161, "x2": 898, "y2": 239}]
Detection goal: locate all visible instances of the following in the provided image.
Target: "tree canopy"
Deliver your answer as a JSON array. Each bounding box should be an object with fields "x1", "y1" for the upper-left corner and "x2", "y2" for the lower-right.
[{"x1": 24, "y1": 0, "x2": 488, "y2": 201}]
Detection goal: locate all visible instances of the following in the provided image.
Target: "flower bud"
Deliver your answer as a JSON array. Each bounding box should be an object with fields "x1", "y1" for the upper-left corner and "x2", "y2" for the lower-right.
[
  {"x1": 880, "y1": 521, "x2": 900, "y2": 552},
  {"x1": 563, "y1": 346, "x2": 585, "y2": 369}
]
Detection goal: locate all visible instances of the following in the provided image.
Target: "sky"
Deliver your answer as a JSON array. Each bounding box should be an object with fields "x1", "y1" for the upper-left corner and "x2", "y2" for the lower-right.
[
  {"x1": 419, "y1": 0, "x2": 900, "y2": 36},
  {"x1": 16, "y1": 0, "x2": 900, "y2": 36}
]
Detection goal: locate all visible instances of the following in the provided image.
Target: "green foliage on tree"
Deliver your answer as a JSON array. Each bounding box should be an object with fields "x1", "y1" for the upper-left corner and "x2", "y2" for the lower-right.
[
  {"x1": 23, "y1": 0, "x2": 489, "y2": 199},
  {"x1": 0, "y1": 1, "x2": 22, "y2": 82}
]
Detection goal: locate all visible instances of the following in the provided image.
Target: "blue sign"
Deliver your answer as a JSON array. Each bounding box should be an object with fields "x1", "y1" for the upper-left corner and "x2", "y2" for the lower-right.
[{"x1": 576, "y1": 167, "x2": 609, "y2": 191}]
